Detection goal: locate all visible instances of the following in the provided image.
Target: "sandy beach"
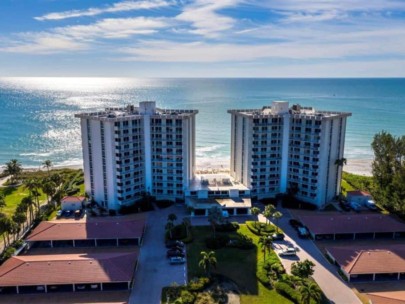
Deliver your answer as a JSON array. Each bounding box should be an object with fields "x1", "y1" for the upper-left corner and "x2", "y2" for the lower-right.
[{"x1": 344, "y1": 158, "x2": 373, "y2": 176}]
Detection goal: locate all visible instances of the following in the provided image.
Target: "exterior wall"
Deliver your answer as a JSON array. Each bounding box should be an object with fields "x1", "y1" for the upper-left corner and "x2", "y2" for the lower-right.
[
  {"x1": 228, "y1": 102, "x2": 351, "y2": 207},
  {"x1": 76, "y1": 102, "x2": 197, "y2": 210},
  {"x1": 61, "y1": 201, "x2": 82, "y2": 211}
]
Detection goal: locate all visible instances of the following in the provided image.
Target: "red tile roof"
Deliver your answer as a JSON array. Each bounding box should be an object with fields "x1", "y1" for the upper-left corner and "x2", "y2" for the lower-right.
[
  {"x1": 327, "y1": 245, "x2": 405, "y2": 275},
  {"x1": 61, "y1": 196, "x2": 86, "y2": 204},
  {"x1": 368, "y1": 292, "x2": 405, "y2": 304},
  {"x1": 0, "y1": 250, "x2": 138, "y2": 286},
  {"x1": 26, "y1": 216, "x2": 146, "y2": 241},
  {"x1": 346, "y1": 190, "x2": 371, "y2": 197},
  {"x1": 300, "y1": 214, "x2": 405, "y2": 235}
]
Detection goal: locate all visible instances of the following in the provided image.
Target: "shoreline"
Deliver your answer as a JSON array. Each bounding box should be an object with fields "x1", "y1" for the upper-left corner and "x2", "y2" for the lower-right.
[{"x1": 1, "y1": 158, "x2": 373, "y2": 177}]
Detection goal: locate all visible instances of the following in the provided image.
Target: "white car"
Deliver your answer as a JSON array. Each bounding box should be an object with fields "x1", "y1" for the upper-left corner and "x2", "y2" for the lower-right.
[{"x1": 279, "y1": 247, "x2": 297, "y2": 257}]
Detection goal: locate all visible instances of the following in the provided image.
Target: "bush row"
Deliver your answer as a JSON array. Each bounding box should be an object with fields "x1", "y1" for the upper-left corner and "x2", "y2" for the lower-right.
[
  {"x1": 246, "y1": 221, "x2": 276, "y2": 236},
  {"x1": 274, "y1": 282, "x2": 300, "y2": 304}
]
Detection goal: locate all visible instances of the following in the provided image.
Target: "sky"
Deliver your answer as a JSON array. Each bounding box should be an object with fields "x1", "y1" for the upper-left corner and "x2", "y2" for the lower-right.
[{"x1": 1, "y1": 0, "x2": 405, "y2": 77}]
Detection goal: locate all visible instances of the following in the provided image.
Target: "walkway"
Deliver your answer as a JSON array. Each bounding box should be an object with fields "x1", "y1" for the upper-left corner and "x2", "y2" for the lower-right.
[
  {"x1": 265, "y1": 207, "x2": 362, "y2": 304},
  {"x1": 129, "y1": 205, "x2": 188, "y2": 304}
]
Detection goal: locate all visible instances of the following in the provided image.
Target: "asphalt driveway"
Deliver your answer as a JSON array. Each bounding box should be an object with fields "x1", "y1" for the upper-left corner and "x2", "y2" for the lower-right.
[{"x1": 129, "y1": 205, "x2": 187, "y2": 304}]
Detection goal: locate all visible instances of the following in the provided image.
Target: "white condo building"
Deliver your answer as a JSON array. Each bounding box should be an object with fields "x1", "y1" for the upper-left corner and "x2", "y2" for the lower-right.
[
  {"x1": 75, "y1": 101, "x2": 198, "y2": 211},
  {"x1": 228, "y1": 101, "x2": 351, "y2": 208}
]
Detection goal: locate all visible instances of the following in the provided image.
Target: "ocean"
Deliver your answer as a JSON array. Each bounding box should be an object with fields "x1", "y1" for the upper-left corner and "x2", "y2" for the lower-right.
[{"x1": 1, "y1": 77, "x2": 404, "y2": 174}]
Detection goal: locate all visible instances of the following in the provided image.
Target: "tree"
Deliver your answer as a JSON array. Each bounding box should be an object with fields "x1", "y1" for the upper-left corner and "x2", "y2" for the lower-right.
[
  {"x1": 263, "y1": 204, "x2": 275, "y2": 224},
  {"x1": 41, "y1": 179, "x2": 56, "y2": 205},
  {"x1": 42, "y1": 160, "x2": 53, "y2": 175},
  {"x1": 165, "y1": 221, "x2": 175, "y2": 240},
  {"x1": 258, "y1": 235, "x2": 273, "y2": 261},
  {"x1": 21, "y1": 196, "x2": 35, "y2": 225},
  {"x1": 291, "y1": 259, "x2": 316, "y2": 278},
  {"x1": 208, "y1": 206, "x2": 223, "y2": 238},
  {"x1": 334, "y1": 158, "x2": 347, "y2": 168},
  {"x1": 3, "y1": 159, "x2": 22, "y2": 184},
  {"x1": 0, "y1": 217, "x2": 17, "y2": 246},
  {"x1": 168, "y1": 213, "x2": 178, "y2": 224},
  {"x1": 0, "y1": 194, "x2": 6, "y2": 212},
  {"x1": 251, "y1": 207, "x2": 261, "y2": 228},
  {"x1": 272, "y1": 211, "x2": 283, "y2": 233},
  {"x1": 299, "y1": 281, "x2": 322, "y2": 304},
  {"x1": 24, "y1": 178, "x2": 41, "y2": 214},
  {"x1": 198, "y1": 251, "x2": 217, "y2": 277},
  {"x1": 182, "y1": 217, "x2": 191, "y2": 238},
  {"x1": 12, "y1": 211, "x2": 27, "y2": 237}
]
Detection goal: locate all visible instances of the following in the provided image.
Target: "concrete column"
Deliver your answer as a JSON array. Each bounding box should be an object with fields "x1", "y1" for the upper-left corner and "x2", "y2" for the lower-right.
[
  {"x1": 73, "y1": 240, "x2": 76, "y2": 247},
  {"x1": 50, "y1": 240, "x2": 53, "y2": 248},
  {"x1": 16, "y1": 286, "x2": 19, "y2": 294},
  {"x1": 280, "y1": 114, "x2": 290, "y2": 193},
  {"x1": 398, "y1": 273, "x2": 401, "y2": 280},
  {"x1": 205, "y1": 209, "x2": 208, "y2": 216},
  {"x1": 116, "y1": 239, "x2": 119, "y2": 247},
  {"x1": 393, "y1": 232, "x2": 396, "y2": 239},
  {"x1": 373, "y1": 232, "x2": 376, "y2": 239},
  {"x1": 100, "y1": 283, "x2": 103, "y2": 291},
  {"x1": 73, "y1": 284, "x2": 75, "y2": 292},
  {"x1": 353, "y1": 233, "x2": 356, "y2": 240},
  {"x1": 373, "y1": 273, "x2": 376, "y2": 281},
  {"x1": 95, "y1": 239, "x2": 98, "y2": 247},
  {"x1": 44, "y1": 285, "x2": 47, "y2": 293}
]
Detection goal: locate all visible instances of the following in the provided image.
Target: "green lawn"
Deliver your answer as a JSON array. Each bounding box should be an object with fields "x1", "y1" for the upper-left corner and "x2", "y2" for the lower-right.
[
  {"x1": 0, "y1": 185, "x2": 46, "y2": 217},
  {"x1": 187, "y1": 224, "x2": 292, "y2": 304}
]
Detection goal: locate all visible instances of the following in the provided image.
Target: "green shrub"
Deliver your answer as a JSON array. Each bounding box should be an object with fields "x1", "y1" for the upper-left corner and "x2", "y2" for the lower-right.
[
  {"x1": 274, "y1": 282, "x2": 300, "y2": 303},
  {"x1": 205, "y1": 235, "x2": 229, "y2": 249},
  {"x1": 1, "y1": 247, "x2": 16, "y2": 261},
  {"x1": 179, "y1": 290, "x2": 195, "y2": 304},
  {"x1": 188, "y1": 277, "x2": 210, "y2": 292},
  {"x1": 194, "y1": 292, "x2": 215, "y2": 304},
  {"x1": 228, "y1": 233, "x2": 254, "y2": 249},
  {"x1": 215, "y1": 222, "x2": 239, "y2": 232},
  {"x1": 246, "y1": 221, "x2": 276, "y2": 236},
  {"x1": 256, "y1": 267, "x2": 271, "y2": 287}
]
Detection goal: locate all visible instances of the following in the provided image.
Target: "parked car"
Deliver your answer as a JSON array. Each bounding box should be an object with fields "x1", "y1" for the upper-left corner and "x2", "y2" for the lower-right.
[
  {"x1": 64, "y1": 210, "x2": 72, "y2": 217},
  {"x1": 272, "y1": 233, "x2": 285, "y2": 241},
  {"x1": 349, "y1": 202, "x2": 361, "y2": 212},
  {"x1": 56, "y1": 210, "x2": 63, "y2": 218},
  {"x1": 74, "y1": 209, "x2": 82, "y2": 218},
  {"x1": 165, "y1": 240, "x2": 185, "y2": 248},
  {"x1": 279, "y1": 246, "x2": 297, "y2": 256},
  {"x1": 167, "y1": 250, "x2": 185, "y2": 258},
  {"x1": 366, "y1": 200, "x2": 377, "y2": 210},
  {"x1": 76, "y1": 285, "x2": 86, "y2": 290},
  {"x1": 289, "y1": 219, "x2": 303, "y2": 230},
  {"x1": 298, "y1": 227, "x2": 310, "y2": 238},
  {"x1": 170, "y1": 257, "x2": 186, "y2": 264},
  {"x1": 339, "y1": 201, "x2": 351, "y2": 211},
  {"x1": 168, "y1": 245, "x2": 184, "y2": 252}
]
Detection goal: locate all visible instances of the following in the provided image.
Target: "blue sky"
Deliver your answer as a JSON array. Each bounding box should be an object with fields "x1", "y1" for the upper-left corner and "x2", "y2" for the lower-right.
[{"x1": 1, "y1": 0, "x2": 405, "y2": 77}]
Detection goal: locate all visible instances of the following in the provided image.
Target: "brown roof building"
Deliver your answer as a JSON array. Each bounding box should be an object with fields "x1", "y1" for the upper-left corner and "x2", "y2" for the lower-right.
[
  {"x1": 299, "y1": 214, "x2": 405, "y2": 240},
  {"x1": 26, "y1": 215, "x2": 146, "y2": 248},
  {"x1": 326, "y1": 245, "x2": 405, "y2": 282},
  {"x1": 0, "y1": 250, "x2": 138, "y2": 294}
]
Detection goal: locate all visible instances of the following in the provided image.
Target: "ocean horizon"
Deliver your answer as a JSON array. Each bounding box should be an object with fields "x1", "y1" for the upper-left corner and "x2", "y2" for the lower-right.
[{"x1": 1, "y1": 77, "x2": 405, "y2": 175}]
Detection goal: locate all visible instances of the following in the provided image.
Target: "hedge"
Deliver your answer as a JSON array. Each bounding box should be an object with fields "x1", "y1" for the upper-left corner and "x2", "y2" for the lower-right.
[
  {"x1": 246, "y1": 221, "x2": 276, "y2": 236},
  {"x1": 274, "y1": 281, "x2": 300, "y2": 304}
]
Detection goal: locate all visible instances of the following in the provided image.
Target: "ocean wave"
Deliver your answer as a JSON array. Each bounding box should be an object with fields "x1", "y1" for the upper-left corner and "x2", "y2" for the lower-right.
[{"x1": 20, "y1": 152, "x2": 53, "y2": 157}]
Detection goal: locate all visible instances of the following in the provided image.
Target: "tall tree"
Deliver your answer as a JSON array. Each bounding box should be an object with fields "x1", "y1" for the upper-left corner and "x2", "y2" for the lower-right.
[
  {"x1": 165, "y1": 221, "x2": 175, "y2": 239},
  {"x1": 182, "y1": 217, "x2": 191, "y2": 238},
  {"x1": 251, "y1": 207, "x2": 261, "y2": 228},
  {"x1": 334, "y1": 158, "x2": 347, "y2": 168},
  {"x1": 168, "y1": 213, "x2": 178, "y2": 224},
  {"x1": 12, "y1": 211, "x2": 27, "y2": 237},
  {"x1": 0, "y1": 194, "x2": 6, "y2": 212},
  {"x1": 258, "y1": 236, "x2": 273, "y2": 262},
  {"x1": 198, "y1": 251, "x2": 217, "y2": 278},
  {"x1": 272, "y1": 211, "x2": 283, "y2": 233},
  {"x1": 24, "y1": 178, "x2": 41, "y2": 213},
  {"x1": 42, "y1": 160, "x2": 53, "y2": 175},
  {"x1": 208, "y1": 206, "x2": 223, "y2": 238},
  {"x1": 263, "y1": 204, "x2": 275, "y2": 225},
  {"x1": 3, "y1": 159, "x2": 22, "y2": 184},
  {"x1": 41, "y1": 179, "x2": 56, "y2": 205},
  {"x1": 291, "y1": 259, "x2": 316, "y2": 278},
  {"x1": 299, "y1": 281, "x2": 322, "y2": 304},
  {"x1": 21, "y1": 196, "x2": 35, "y2": 225}
]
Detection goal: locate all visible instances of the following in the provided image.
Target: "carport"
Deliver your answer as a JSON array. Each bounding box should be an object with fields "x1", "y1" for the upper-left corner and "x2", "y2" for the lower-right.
[
  {"x1": 26, "y1": 215, "x2": 146, "y2": 248},
  {"x1": 0, "y1": 250, "x2": 138, "y2": 294},
  {"x1": 326, "y1": 245, "x2": 405, "y2": 282},
  {"x1": 300, "y1": 214, "x2": 405, "y2": 241}
]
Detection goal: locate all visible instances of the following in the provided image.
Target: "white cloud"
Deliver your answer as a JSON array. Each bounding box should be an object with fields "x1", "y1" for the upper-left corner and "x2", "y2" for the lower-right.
[
  {"x1": 35, "y1": 0, "x2": 173, "y2": 21},
  {"x1": 176, "y1": 0, "x2": 241, "y2": 37},
  {"x1": 1, "y1": 35, "x2": 89, "y2": 54}
]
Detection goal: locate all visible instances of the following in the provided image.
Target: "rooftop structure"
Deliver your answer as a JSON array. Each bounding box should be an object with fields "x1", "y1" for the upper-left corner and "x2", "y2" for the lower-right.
[
  {"x1": 0, "y1": 250, "x2": 138, "y2": 293},
  {"x1": 326, "y1": 245, "x2": 405, "y2": 282},
  {"x1": 228, "y1": 101, "x2": 351, "y2": 207},
  {"x1": 75, "y1": 101, "x2": 198, "y2": 211}
]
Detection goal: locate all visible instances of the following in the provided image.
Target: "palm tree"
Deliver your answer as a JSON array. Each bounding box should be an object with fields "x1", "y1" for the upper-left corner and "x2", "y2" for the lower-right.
[
  {"x1": 272, "y1": 211, "x2": 283, "y2": 233},
  {"x1": 299, "y1": 281, "x2": 322, "y2": 304},
  {"x1": 3, "y1": 159, "x2": 23, "y2": 184},
  {"x1": 208, "y1": 206, "x2": 223, "y2": 238},
  {"x1": 259, "y1": 236, "x2": 273, "y2": 261},
  {"x1": 165, "y1": 221, "x2": 175, "y2": 239},
  {"x1": 42, "y1": 160, "x2": 53, "y2": 175},
  {"x1": 182, "y1": 217, "x2": 191, "y2": 238},
  {"x1": 198, "y1": 251, "x2": 217, "y2": 277},
  {"x1": 334, "y1": 158, "x2": 347, "y2": 168},
  {"x1": 0, "y1": 217, "x2": 16, "y2": 246},
  {"x1": 12, "y1": 211, "x2": 27, "y2": 238},
  {"x1": 21, "y1": 196, "x2": 35, "y2": 225},
  {"x1": 24, "y1": 178, "x2": 41, "y2": 214},
  {"x1": 168, "y1": 213, "x2": 177, "y2": 224},
  {"x1": 251, "y1": 207, "x2": 261, "y2": 228},
  {"x1": 263, "y1": 204, "x2": 275, "y2": 225},
  {"x1": 0, "y1": 194, "x2": 6, "y2": 213},
  {"x1": 41, "y1": 179, "x2": 56, "y2": 205}
]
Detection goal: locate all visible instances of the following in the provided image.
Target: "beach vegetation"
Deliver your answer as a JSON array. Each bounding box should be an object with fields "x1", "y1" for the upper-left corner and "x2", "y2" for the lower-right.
[{"x1": 3, "y1": 159, "x2": 23, "y2": 184}]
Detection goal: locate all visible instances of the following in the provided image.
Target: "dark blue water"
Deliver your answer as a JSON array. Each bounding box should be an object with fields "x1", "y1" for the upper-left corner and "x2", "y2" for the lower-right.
[{"x1": 0, "y1": 77, "x2": 404, "y2": 171}]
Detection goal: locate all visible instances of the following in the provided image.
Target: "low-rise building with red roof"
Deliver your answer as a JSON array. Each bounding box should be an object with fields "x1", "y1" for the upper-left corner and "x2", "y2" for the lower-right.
[{"x1": 61, "y1": 196, "x2": 86, "y2": 211}]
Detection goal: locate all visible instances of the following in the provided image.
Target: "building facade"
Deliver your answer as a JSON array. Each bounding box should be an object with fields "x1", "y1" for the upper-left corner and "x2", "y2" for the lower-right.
[
  {"x1": 75, "y1": 101, "x2": 197, "y2": 211},
  {"x1": 228, "y1": 101, "x2": 351, "y2": 208}
]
